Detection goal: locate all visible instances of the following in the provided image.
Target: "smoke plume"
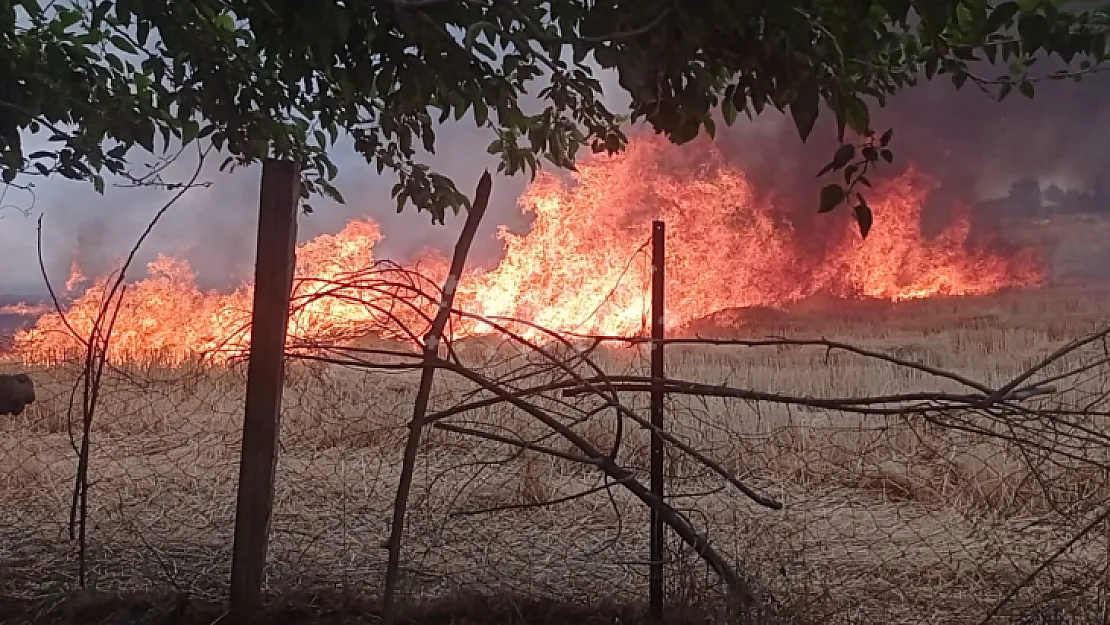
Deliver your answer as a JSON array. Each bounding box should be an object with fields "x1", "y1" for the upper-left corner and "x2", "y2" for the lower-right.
[{"x1": 2, "y1": 65, "x2": 1109, "y2": 299}]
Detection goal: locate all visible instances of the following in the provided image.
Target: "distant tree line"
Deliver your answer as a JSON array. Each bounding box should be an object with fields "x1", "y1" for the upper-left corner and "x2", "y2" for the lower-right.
[{"x1": 977, "y1": 177, "x2": 1110, "y2": 219}]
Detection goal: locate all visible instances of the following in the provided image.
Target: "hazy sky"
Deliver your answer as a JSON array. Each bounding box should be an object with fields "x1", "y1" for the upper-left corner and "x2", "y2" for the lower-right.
[{"x1": 2, "y1": 60, "x2": 1109, "y2": 300}]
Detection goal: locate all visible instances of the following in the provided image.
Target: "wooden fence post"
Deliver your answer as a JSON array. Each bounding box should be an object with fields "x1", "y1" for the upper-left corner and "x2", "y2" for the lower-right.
[
  {"x1": 229, "y1": 159, "x2": 300, "y2": 618},
  {"x1": 650, "y1": 220, "x2": 666, "y2": 619}
]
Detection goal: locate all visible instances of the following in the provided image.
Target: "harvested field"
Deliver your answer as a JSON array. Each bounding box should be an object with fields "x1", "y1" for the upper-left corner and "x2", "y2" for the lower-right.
[{"x1": 2, "y1": 286, "x2": 1110, "y2": 624}]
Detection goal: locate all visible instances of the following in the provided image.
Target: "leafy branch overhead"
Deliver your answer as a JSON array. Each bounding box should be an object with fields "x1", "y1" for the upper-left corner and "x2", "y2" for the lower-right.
[
  {"x1": 803, "y1": 0, "x2": 1110, "y2": 236},
  {"x1": 1, "y1": 1, "x2": 1108, "y2": 229}
]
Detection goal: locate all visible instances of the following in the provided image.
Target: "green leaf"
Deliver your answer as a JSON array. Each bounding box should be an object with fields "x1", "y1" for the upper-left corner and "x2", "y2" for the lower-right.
[
  {"x1": 984, "y1": 43, "x2": 998, "y2": 64},
  {"x1": 136, "y1": 119, "x2": 155, "y2": 152},
  {"x1": 215, "y1": 12, "x2": 236, "y2": 31},
  {"x1": 843, "y1": 96, "x2": 870, "y2": 135},
  {"x1": 854, "y1": 197, "x2": 873, "y2": 238},
  {"x1": 572, "y1": 44, "x2": 588, "y2": 66},
  {"x1": 925, "y1": 54, "x2": 939, "y2": 79},
  {"x1": 956, "y1": 3, "x2": 973, "y2": 27},
  {"x1": 790, "y1": 80, "x2": 820, "y2": 142},
  {"x1": 952, "y1": 46, "x2": 977, "y2": 61},
  {"x1": 832, "y1": 144, "x2": 855, "y2": 169},
  {"x1": 880, "y1": 149, "x2": 893, "y2": 163},
  {"x1": 473, "y1": 99, "x2": 489, "y2": 126},
  {"x1": 998, "y1": 82, "x2": 1013, "y2": 101},
  {"x1": 91, "y1": 1, "x2": 110, "y2": 27},
  {"x1": 55, "y1": 9, "x2": 82, "y2": 30},
  {"x1": 17, "y1": 0, "x2": 42, "y2": 17},
  {"x1": 1018, "y1": 14, "x2": 1049, "y2": 52},
  {"x1": 722, "y1": 99, "x2": 738, "y2": 126},
  {"x1": 464, "y1": 21, "x2": 497, "y2": 53},
  {"x1": 880, "y1": 128, "x2": 894, "y2": 147},
  {"x1": 1018, "y1": 80, "x2": 1035, "y2": 98},
  {"x1": 321, "y1": 181, "x2": 345, "y2": 204},
  {"x1": 106, "y1": 53, "x2": 124, "y2": 72},
  {"x1": 819, "y1": 184, "x2": 846, "y2": 213},
  {"x1": 985, "y1": 2, "x2": 1020, "y2": 33},
  {"x1": 182, "y1": 120, "x2": 200, "y2": 143},
  {"x1": 110, "y1": 35, "x2": 137, "y2": 55}
]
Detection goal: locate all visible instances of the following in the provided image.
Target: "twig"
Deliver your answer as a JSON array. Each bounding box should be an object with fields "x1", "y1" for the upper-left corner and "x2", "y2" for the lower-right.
[
  {"x1": 450, "y1": 478, "x2": 633, "y2": 517},
  {"x1": 988, "y1": 326, "x2": 1110, "y2": 405},
  {"x1": 47, "y1": 146, "x2": 209, "y2": 585},
  {"x1": 978, "y1": 504, "x2": 1110, "y2": 625},
  {"x1": 575, "y1": 334, "x2": 996, "y2": 395},
  {"x1": 426, "y1": 357, "x2": 760, "y2": 607},
  {"x1": 433, "y1": 421, "x2": 597, "y2": 465}
]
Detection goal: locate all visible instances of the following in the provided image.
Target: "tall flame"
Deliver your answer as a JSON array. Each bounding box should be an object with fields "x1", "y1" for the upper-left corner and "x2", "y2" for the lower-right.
[{"x1": 10, "y1": 135, "x2": 1043, "y2": 364}]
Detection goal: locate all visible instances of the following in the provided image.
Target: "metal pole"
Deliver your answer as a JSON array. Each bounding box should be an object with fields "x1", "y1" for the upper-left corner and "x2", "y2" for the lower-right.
[{"x1": 649, "y1": 220, "x2": 666, "y2": 619}]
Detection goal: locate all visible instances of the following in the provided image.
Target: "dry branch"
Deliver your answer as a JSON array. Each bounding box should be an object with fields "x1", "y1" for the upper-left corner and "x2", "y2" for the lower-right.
[
  {"x1": 427, "y1": 357, "x2": 759, "y2": 607},
  {"x1": 32, "y1": 149, "x2": 210, "y2": 586},
  {"x1": 382, "y1": 171, "x2": 493, "y2": 625}
]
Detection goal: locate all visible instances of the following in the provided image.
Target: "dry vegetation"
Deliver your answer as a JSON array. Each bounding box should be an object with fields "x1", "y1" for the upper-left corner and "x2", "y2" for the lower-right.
[{"x1": 3, "y1": 285, "x2": 1110, "y2": 624}]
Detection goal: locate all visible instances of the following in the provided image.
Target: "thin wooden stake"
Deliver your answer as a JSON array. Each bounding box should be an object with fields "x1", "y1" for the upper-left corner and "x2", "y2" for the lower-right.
[
  {"x1": 382, "y1": 172, "x2": 493, "y2": 625},
  {"x1": 229, "y1": 159, "x2": 300, "y2": 618},
  {"x1": 650, "y1": 220, "x2": 666, "y2": 619}
]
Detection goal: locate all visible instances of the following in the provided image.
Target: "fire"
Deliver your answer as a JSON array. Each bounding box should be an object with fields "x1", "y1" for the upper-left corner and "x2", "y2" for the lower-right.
[
  {"x1": 447, "y1": 135, "x2": 1041, "y2": 335},
  {"x1": 9, "y1": 135, "x2": 1044, "y2": 364}
]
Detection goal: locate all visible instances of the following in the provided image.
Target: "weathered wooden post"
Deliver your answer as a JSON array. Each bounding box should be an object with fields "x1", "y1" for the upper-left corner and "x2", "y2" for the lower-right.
[
  {"x1": 229, "y1": 159, "x2": 300, "y2": 618},
  {"x1": 649, "y1": 220, "x2": 666, "y2": 619}
]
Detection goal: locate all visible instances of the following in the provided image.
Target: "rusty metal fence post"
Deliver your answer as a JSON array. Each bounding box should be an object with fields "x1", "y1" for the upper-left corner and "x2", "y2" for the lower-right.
[{"x1": 650, "y1": 220, "x2": 666, "y2": 619}]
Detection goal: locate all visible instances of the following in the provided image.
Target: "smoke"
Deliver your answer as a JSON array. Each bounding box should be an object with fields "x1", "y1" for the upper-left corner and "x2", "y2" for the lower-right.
[
  {"x1": 715, "y1": 67, "x2": 1110, "y2": 221},
  {"x1": 0, "y1": 123, "x2": 537, "y2": 298},
  {"x1": 2, "y1": 60, "x2": 1108, "y2": 300}
]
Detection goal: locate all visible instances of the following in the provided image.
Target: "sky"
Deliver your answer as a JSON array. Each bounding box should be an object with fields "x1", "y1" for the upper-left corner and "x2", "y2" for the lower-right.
[{"x1": 1, "y1": 56, "x2": 1109, "y2": 301}]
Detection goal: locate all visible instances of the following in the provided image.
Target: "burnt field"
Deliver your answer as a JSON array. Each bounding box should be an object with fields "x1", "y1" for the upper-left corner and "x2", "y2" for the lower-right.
[{"x1": 3, "y1": 281, "x2": 1110, "y2": 624}]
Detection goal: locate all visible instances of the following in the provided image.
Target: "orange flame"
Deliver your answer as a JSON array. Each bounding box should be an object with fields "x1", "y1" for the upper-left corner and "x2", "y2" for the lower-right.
[{"x1": 10, "y1": 135, "x2": 1044, "y2": 364}]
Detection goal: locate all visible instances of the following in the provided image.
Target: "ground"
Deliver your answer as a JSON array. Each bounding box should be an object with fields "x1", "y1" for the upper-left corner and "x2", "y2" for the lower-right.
[
  {"x1": 2, "y1": 214, "x2": 1110, "y2": 624},
  {"x1": 2, "y1": 591, "x2": 741, "y2": 624}
]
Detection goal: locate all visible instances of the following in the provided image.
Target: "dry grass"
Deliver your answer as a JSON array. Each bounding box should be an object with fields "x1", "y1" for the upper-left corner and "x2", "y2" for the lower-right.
[
  {"x1": 3, "y1": 286, "x2": 1110, "y2": 624},
  {"x1": 0, "y1": 589, "x2": 748, "y2": 625}
]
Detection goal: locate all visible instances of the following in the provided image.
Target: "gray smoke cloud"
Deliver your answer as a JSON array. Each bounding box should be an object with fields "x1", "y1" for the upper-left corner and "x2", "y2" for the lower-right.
[
  {"x1": 715, "y1": 67, "x2": 1110, "y2": 222},
  {"x1": 1, "y1": 63, "x2": 1108, "y2": 301},
  {"x1": 0, "y1": 119, "x2": 550, "y2": 300}
]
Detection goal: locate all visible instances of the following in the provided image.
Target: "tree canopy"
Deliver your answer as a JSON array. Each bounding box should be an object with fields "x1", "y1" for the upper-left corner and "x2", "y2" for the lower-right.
[{"x1": 2, "y1": 0, "x2": 1108, "y2": 234}]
